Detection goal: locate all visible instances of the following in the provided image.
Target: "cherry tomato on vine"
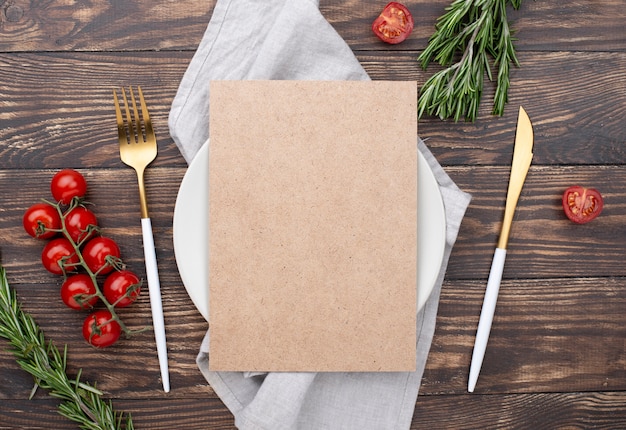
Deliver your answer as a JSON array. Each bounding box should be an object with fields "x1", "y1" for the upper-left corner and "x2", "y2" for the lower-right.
[
  {"x1": 51, "y1": 169, "x2": 87, "y2": 205},
  {"x1": 82, "y1": 236, "x2": 121, "y2": 275},
  {"x1": 103, "y1": 270, "x2": 141, "y2": 308},
  {"x1": 60, "y1": 274, "x2": 99, "y2": 310},
  {"x1": 23, "y1": 203, "x2": 61, "y2": 239},
  {"x1": 372, "y1": 2, "x2": 414, "y2": 45},
  {"x1": 562, "y1": 185, "x2": 604, "y2": 224},
  {"x1": 64, "y1": 206, "x2": 98, "y2": 243},
  {"x1": 42, "y1": 238, "x2": 79, "y2": 275},
  {"x1": 82, "y1": 310, "x2": 121, "y2": 348}
]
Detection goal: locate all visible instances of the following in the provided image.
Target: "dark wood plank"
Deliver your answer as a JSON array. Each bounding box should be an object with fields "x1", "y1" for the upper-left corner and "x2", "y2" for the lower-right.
[
  {"x1": 4, "y1": 275, "x2": 625, "y2": 398},
  {"x1": 0, "y1": 397, "x2": 236, "y2": 429},
  {"x1": 423, "y1": 278, "x2": 626, "y2": 394},
  {"x1": 0, "y1": 52, "x2": 191, "y2": 169},
  {"x1": 3, "y1": 392, "x2": 626, "y2": 429},
  {"x1": 325, "y1": 0, "x2": 626, "y2": 52},
  {"x1": 411, "y1": 392, "x2": 626, "y2": 429},
  {"x1": 446, "y1": 164, "x2": 626, "y2": 280},
  {"x1": 1, "y1": 1, "x2": 624, "y2": 53},
  {"x1": 0, "y1": 165, "x2": 623, "y2": 286},
  {"x1": 356, "y1": 50, "x2": 626, "y2": 165},
  {"x1": 416, "y1": 50, "x2": 626, "y2": 165},
  {"x1": 1, "y1": 51, "x2": 625, "y2": 169},
  {"x1": 0, "y1": 0, "x2": 214, "y2": 52}
]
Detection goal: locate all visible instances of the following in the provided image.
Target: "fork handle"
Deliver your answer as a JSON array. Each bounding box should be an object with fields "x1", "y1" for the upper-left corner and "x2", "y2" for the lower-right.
[{"x1": 141, "y1": 217, "x2": 170, "y2": 393}]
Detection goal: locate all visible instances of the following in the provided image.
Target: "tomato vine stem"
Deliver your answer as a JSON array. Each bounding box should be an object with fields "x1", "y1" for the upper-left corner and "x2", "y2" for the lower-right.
[{"x1": 47, "y1": 197, "x2": 147, "y2": 338}]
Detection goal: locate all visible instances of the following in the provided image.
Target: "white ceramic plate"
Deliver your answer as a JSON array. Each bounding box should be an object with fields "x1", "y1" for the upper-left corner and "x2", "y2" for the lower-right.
[{"x1": 173, "y1": 140, "x2": 446, "y2": 321}]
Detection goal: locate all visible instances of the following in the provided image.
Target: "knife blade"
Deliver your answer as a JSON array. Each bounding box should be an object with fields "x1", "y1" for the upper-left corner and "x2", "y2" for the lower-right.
[{"x1": 468, "y1": 106, "x2": 534, "y2": 393}]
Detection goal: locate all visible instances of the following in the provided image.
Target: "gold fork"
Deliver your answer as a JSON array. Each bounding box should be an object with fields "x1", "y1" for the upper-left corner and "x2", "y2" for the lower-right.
[{"x1": 114, "y1": 86, "x2": 170, "y2": 393}]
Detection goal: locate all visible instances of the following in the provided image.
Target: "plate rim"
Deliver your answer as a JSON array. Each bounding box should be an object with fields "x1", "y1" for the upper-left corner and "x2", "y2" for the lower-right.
[{"x1": 173, "y1": 139, "x2": 446, "y2": 321}]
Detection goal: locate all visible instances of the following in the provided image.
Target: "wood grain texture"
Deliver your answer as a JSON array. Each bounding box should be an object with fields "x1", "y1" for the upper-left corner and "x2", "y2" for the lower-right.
[
  {"x1": 1, "y1": 166, "x2": 624, "y2": 281},
  {"x1": 0, "y1": 0, "x2": 214, "y2": 51},
  {"x1": 0, "y1": 0, "x2": 625, "y2": 428},
  {"x1": 2, "y1": 1, "x2": 624, "y2": 52},
  {"x1": 324, "y1": 0, "x2": 626, "y2": 52},
  {"x1": 425, "y1": 278, "x2": 626, "y2": 394},
  {"x1": 412, "y1": 392, "x2": 626, "y2": 429},
  {"x1": 1, "y1": 51, "x2": 624, "y2": 169}
]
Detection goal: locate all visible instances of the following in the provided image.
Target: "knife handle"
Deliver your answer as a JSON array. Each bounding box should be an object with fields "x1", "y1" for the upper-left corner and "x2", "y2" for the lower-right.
[
  {"x1": 141, "y1": 217, "x2": 170, "y2": 393},
  {"x1": 468, "y1": 247, "x2": 507, "y2": 393}
]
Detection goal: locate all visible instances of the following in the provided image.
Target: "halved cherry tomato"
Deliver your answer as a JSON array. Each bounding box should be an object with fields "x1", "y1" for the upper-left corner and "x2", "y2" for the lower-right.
[
  {"x1": 64, "y1": 206, "x2": 98, "y2": 243},
  {"x1": 82, "y1": 310, "x2": 121, "y2": 348},
  {"x1": 82, "y1": 236, "x2": 121, "y2": 275},
  {"x1": 372, "y1": 2, "x2": 414, "y2": 44},
  {"x1": 42, "y1": 238, "x2": 79, "y2": 275},
  {"x1": 103, "y1": 270, "x2": 141, "y2": 308},
  {"x1": 23, "y1": 203, "x2": 61, "y2": 239},
  {"x1": 61, "y1": 274, "x2": 99, "y2": 310},
  {"x1": 562, "y1": 185, "x2": 604, "y2": 224},
  {"x1": 51, "y1": 169, "x2": 87, "y2": 205}
]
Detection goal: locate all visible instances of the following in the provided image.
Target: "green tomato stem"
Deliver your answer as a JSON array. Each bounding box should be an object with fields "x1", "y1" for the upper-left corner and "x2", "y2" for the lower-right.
[{"x1": 48, "y1": 198, "x2": 144, "y2": 337}]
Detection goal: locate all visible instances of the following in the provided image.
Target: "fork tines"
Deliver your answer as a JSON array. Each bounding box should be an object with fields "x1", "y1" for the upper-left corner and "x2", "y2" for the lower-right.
[{"x1": 113, "y1": 86, "x2": 154, "y2": 145}]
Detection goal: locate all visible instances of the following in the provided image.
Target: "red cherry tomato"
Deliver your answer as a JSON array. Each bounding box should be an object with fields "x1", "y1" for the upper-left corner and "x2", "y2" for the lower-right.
[
  {"x1": 64, "y1": 206, "x2": 98, "y2": 243},
  {"x1": 562, "y1": 186, "x2": 604, "y2": 224},
  {"x1": 103, "y1": 270, "x2": 141, "y2": 308},
  {"x1": 42, "y1": 238, "x2": 79, "y2": 275},
  {"x1": 23, "y1": 203, "x2": 61, "y2": 239},
  {"x1": 82, "y1": 236, "x2": 121, "y2": 275},
  {"x1": 82, "y1": 310, "x2": 121, "y2": 348},
  {"x1": 61, "y1": 274, "x2": 99, "y2": 310},
  {"x1": 372, "y1": 2, "x2": 414, "y2": 44},
  {"x1": 51, "y1": 169, "x2": 87, "y2": 205}
]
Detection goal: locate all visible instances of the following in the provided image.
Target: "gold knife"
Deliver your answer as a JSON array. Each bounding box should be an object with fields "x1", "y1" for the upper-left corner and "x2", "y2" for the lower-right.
[{"x1": 468, "y1": 106, "x2": 534, "y2": 392}]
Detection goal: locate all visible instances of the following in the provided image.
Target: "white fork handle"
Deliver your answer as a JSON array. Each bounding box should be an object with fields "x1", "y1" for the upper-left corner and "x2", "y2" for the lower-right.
[
  {"x1": 141, "y1": 217, "x2": 170, "y2": 393},
  {"x1": 468, "y1": 247, "x2": 507, "y2": 393}
]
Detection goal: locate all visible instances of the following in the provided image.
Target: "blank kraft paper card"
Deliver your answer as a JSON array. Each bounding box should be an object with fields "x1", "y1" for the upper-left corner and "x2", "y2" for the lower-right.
[{"x1": 208, "y1": 80, "x2": 418, "y2": 372}]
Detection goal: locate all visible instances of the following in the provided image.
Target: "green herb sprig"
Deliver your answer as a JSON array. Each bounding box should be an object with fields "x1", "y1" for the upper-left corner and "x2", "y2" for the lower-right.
[
  {"x1": 418, "y1": 0, "x2": 522, "y2": 122},
  {"x1": 0, "y1": 265, "x2": 134, "y2": 429}
]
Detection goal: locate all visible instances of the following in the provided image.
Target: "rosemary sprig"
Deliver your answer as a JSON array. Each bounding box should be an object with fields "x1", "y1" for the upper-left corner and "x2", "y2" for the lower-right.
[
  {"x1": 418, "y1": 0, "x2": 522, "y2": 121},
  {"x1": 0, "y1": 265, "x2": 134, "y2": 429}
]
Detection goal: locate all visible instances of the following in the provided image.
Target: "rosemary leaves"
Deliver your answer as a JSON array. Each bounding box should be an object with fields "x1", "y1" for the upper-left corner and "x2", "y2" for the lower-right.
[
  {"x1": 418, "y1": 0, "x2": 522, "y2": 121},
  {"x1": 0, "y1": 265, "x2": 134, "y2": 430}
]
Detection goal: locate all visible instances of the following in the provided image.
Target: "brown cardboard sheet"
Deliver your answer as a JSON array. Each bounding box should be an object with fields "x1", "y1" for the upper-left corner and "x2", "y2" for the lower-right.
[{"x1": 208, "y1": 80, "x2": 418, "y2": 372}]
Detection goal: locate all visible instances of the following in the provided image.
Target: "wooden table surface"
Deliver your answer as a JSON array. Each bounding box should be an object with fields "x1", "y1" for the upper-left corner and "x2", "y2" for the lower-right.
[{"x1": 1, "y1": 0, "x2": 625, "y2": 428}]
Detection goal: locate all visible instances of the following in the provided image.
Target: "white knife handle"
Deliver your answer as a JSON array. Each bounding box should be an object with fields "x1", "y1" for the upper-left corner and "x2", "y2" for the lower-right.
[
  {"x1": 468, "y1": 247, "x2": 507, "y2": 393},
  {"x1": 141, "y1": 217, "x2": 170, "y2": 393}
]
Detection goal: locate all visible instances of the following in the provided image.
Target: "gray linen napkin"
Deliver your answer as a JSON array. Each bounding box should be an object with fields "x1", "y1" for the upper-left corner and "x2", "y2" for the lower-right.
[{"x1": 168, "y1": 0, "x2": 471, "y2": 428}]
